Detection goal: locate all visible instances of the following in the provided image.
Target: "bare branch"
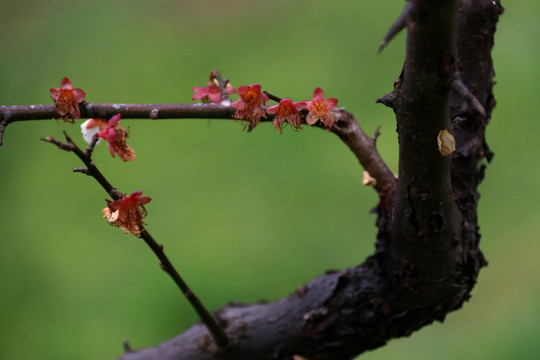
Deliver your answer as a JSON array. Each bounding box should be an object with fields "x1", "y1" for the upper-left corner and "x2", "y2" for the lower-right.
[
  {"x1": 332, "y1": 110, "x2": 396, "y2": 205},
  {"x1": 0, "y1": 103, "x2": 236, "y2": 123},
  {"x1": 451, "y1": 76, "x2": 487, "y2": 118},
  {"x1": 41, "y1": 132, "x2": 229, "y2": 348}
]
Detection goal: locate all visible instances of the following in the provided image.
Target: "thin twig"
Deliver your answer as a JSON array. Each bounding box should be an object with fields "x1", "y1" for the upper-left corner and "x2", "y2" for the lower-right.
[
  {"x1": 263, "y1": 91, "x2": 282, "y2": 103},
  {"x1": 451, "y1": 77, "x2": 487, "y2": 118},
  {"x1": 41, "y1": 133, "x2": 229, "y2": 348}
]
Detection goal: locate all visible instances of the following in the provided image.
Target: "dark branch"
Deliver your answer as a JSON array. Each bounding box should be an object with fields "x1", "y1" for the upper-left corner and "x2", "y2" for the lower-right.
[
  {"x1": 0, "y1": 103, "x2": 236, "y2": 123},
  {"x1": 332, "y1": 110, "x2": 396, "y2": 205},
  {"x1": 451, "y1": 77, "x2": 487, "y2": 118},
  {"x1": 114, "y1": 1, "x2": 502, "y2": 358}
]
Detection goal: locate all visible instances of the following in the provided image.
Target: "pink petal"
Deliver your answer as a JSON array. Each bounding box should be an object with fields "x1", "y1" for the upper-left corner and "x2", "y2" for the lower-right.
[
  {"x1": 326, "y1": 98, "x2": 338, "y2": 109},
  {"x1": 50, "y1": 88, "x2": 60, "y2": 100},
  {"x1": 236, "y1": 86, "x2": 249, "y2": 95},
  {"x1": 72, "y1": 88, "x2": 86, "y2": 103},
  {"x1": 107, "y1": 141, "x2": 116, "y2": 157},
  {"x1": 225, "y1": 85, "x2": 236, "y2": 95},
  {"x1": 192, "y1": 91, "x2": 206, "y2": 101},
  {"x1": 60, "y1": 77, "x2": 73, "y2": 90},
  {"x1": 306, "y1": 114, "x2": 318, "y2": 125},
  {"x1": 208, "y1": 92, "x2": 222, "y2": 103},
  {"x1": 294, "y1": 102, "x2": 306, "y2": 111},
  {"x1": 266, "y1": 105, "x2": 279, "y2": 114},
  {"x1": 108, "y1": 114, "x2": 122, "y2": 127},
  {"x1": 280, "y1": 98, "x2": 293, "y2": 105},
  {"x1": 312, "y1": 87, "x2": 325, "y2": 100}
]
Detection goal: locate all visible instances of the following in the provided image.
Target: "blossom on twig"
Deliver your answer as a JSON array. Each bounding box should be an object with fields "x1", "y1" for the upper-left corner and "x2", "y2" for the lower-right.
[
  {"x1": 80, "y1": 118, "x2": 108, "y2": 144},
  {"x1": 231, "y1": 84, "x2": 269, "y2": 129},
  {"x1": 192, "y1": 79, "x2": 235, "y2": 105},
  {"x1": 102, "y1": 191, "x2": 151, "y2": 237},
  {"x1": 304, "y1": 87, "x2": 338, "y2": 128},
  {"x1": 97, "y1": 114, "x2": 136, "y2": 161},
  {"x1": 266, "y1": 98, "x2": 306, "y2": 134},
  {"x1": 49, "y1": 77, "x2": 86, "y2": 123}
]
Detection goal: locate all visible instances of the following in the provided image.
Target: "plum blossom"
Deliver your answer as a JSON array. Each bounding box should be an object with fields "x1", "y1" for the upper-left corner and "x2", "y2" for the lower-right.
[
  {"x1": 304, "y1": 87, "x2": 338, "y2": 128},
  {"x1": 102, "y1": 191, "x2": 151, "y2": 237},
  {"x1": 266, "y1": 98, "x2": 306, "y2": 134},
  {"x1": 192, "y1": 81, "x2": 235, "y2": 104},
  {"x1": 231, "y1": 84, "x2": 269, "y2": 129},
  {"x1": 80, "y1": 118, "x2": 108, "y2": 144},
  {"x1": 192, "y1": 70, "x2": 235, "y2": 104},
  {"x1": 49, "y1": 77, "x2": 86, "y2": 123},
  {"x1": 97, "y1": 114, "x2": 136, "y2": 161}
]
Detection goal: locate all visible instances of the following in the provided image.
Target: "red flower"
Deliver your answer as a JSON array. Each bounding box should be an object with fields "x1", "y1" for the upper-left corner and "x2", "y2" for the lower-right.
[
  {"x1": 231, "y1": 84, "x2": 269, "y2": 129},
  {"x1": 192, "y1": 81, "x2": 235, "y2": 104},
  {"x1": 192, "y1": 82, "x2": 223, "y2": 103},
  {"x1": 50, "y1": 77, "x2": 86, "y2": 123},
  {"x1": 97, "y1": 114, "x2": 136, "y2": 162},
  {"x1": 304, "y1": 87, "x2": 338, "y2": 128},
  {"x1": 102, "y1": 191, "x2": 151, "y2": 237},
  {"x1": 266, "y1": 98, "x2": 306, "y2": 133},
  {"x1": 80, "y1": 118, "x2": 108, "y2": 144}
]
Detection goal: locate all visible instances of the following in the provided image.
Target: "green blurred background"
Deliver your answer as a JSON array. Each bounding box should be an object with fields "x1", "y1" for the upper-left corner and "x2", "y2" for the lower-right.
[{"x1": 1, "y1": 1, "x2": 538, "y2": 359}]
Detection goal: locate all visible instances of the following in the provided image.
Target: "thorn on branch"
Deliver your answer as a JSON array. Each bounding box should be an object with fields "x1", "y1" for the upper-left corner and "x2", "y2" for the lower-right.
[
  {"x1": 376, "y1": 93, "x2": 395, "y2": 109},
  {"x1": 451, "y1": 78, "x2": 487, "y2": 118},
  {"x1": 123, "y1": 338, "x2": 133, "y2": 353},
  {"x1": 150, "y1": 108, "x2": 159, "y2": 120},
  {"x1": 372, "y1": 125, "x2": 381, "y2": 145},
  {"x1": 378, "y1": 1, "x2": 414, "y2": 53}
]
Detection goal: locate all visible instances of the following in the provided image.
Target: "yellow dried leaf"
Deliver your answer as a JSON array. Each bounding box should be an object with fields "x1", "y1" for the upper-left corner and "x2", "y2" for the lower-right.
[{"x1": 437, "y1": 129, "x2": 455, "y2": 156}]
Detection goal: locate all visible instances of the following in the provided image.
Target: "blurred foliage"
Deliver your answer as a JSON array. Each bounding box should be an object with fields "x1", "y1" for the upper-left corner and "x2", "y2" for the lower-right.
[{"x1": 1, "y1": 1, "x2": 539, "y2": 359}]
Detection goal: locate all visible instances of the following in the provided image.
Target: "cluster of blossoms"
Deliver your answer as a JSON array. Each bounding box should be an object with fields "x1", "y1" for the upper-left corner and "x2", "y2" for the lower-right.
[
  {"x1": 192, "y1": 73, "x2": 338, "y2": 133},
  {"x1": 50, "y1": 74, "x2": 339, "y2": 237},
  {"x1": 102, "y1": 191, "x2": 151, "y2": 237},
  {"x1": 50, "y1": 77, "x2": 137, "y2": 162},
  {"x1": 50, "y1": 77, "x2": 143, "y2": 237}
]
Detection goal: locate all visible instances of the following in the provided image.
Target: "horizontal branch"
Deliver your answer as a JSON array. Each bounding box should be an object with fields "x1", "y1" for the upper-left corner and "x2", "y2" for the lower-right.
[
  {"x1": 0, "y1": 102, "x2": 236, "y2": 122},
  {"x1": 1, "y1": 101, "x2": 394, "y2": 200}
]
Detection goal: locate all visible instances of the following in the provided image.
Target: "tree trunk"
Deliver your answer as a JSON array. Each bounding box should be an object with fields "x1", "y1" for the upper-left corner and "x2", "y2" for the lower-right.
[{"x1": 115, "y1": 1, "x2": 503, "y2": 359}]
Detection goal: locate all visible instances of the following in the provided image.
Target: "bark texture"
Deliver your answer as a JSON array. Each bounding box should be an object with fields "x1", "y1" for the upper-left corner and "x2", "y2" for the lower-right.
[{"x1": 117, "y1": 1, "x2": 503, "y2": 359}]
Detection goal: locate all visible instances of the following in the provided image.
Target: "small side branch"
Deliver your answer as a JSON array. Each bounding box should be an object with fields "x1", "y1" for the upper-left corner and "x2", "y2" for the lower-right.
[
  {"x1": 331, "y1": 110, "x2": 396, "y2": 205},
  {"x1": 451, "y1": 77, "x2": 487, "y2": 118},
  {"x1": 41, "y1": 133, "x2": 229, "y2": 348}
]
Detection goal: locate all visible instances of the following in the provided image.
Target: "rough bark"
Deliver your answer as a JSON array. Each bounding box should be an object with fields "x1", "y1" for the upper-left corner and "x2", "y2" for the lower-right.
[{"x1": 116, "y1": 1, "x2": 503, "y2": 359}]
